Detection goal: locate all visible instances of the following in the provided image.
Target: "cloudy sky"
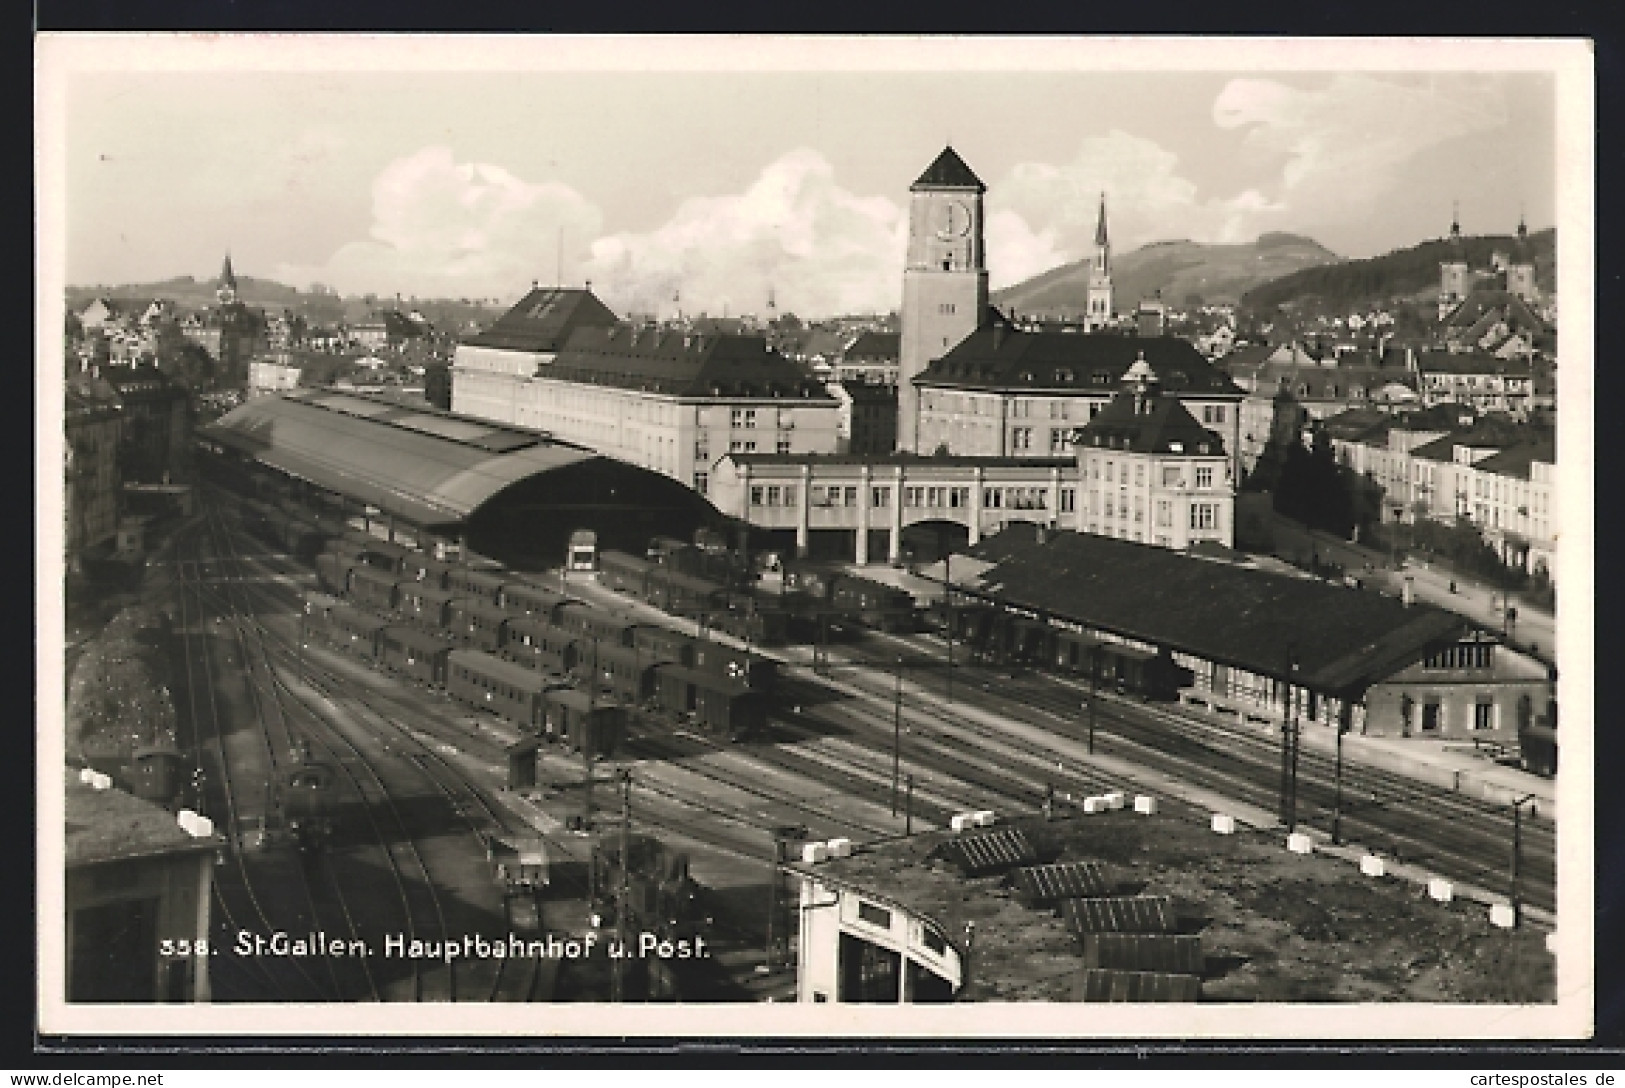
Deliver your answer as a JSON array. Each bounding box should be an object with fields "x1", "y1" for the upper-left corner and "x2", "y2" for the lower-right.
[{"x1": 45, "y1": 37, "x2": 1562, "y2": 319}]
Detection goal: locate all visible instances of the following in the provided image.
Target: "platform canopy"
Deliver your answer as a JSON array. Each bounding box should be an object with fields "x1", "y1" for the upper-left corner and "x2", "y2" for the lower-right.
[{"x1": 203, "y1": 389, "x2": 598, "y2": 527}]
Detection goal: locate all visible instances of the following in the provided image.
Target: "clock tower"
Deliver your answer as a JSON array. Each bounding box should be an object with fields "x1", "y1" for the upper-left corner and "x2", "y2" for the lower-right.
[{"x1": 898, "y1": 146, "x2": 988, "y2": 453}]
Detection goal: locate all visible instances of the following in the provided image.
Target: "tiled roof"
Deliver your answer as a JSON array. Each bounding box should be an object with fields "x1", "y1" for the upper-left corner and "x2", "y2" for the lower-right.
[
  {"x1": 1392, "y1": 404, "x2": 1474, "y2": 432},
  {"x1": 1472, "y1": 439, "x2": 1556, "y2": 480},
  {"x1": 66, "y1": 768, "x2": 219, "y2": 868},
  {"x1": 548, "y1": 327, "x2": 835, "y2": 401},
  {"x1": 725, "y1": 452, "x2": 1072, "y2": 469},
  {"x1": 911, "y1": 146, "x2": 986, "y2": 192},
  {"x1": 1410, "y1": 420, "x2": 1528, "y2": 463},
  {"x1": 1229, "y1": 362, "x2": 1416, "y2": 400},
  {"x1": 964, "y1": 528, "x2": 1469, "y2": 696},
  {"x1": 1418, "y1": 351, "x2": 1533, "y2": 377},
  {"x1": 916, "y1": 324, "x2": 1244, "y2": 396},
  {"x1": 1320, "y1": 406, "x2": 1392, "y2": 443},
  {"x1": 1073, "y1": 388, "x2": 1226, "y2": 456},
  {"x1": 843, "y1": 331, "x2": 900, "y2": 359},
  {"x1": 462, "y1": 287, "x2": 621, "y2": 352},
  {"x1": 1441, "y1": 290, "x2": 1544, "y2": 332}
]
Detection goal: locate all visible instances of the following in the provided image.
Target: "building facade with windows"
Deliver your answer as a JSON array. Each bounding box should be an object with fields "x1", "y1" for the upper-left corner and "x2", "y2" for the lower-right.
[
  {"x1": 910, "y1": 315, "x2": 1245, "y2": 477},
  {"x1": 1416, "y1": 351, "x2": 1536, "y2": 418},
  {"x1": 1072, "y1": 357, "x2": 1235, "y2": 549},
  {"x1": 451, "y1": 288, "x2": 839, "y2": 495},
  {"x1": 709, "y1": 452, "x2": 1077, "y2": 564}
]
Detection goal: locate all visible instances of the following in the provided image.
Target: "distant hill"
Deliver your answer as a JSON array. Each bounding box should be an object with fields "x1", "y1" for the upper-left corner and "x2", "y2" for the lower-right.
[
  {"x1": 1240, "y1": 229, "x2": 1556, "y2": 315},
  {"x1": 993, "y1": 233, "x2": 1341, "y2": 315}
]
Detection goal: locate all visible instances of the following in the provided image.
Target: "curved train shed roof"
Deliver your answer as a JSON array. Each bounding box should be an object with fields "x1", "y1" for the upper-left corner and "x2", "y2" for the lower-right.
[{"x1": 204, "y1": 389, "x2": 599, "y2": 527}]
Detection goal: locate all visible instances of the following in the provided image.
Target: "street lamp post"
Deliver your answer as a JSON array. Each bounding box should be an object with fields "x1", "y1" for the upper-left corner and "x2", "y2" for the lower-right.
[
  {"x1": 891, "y1": 655, "x2": 904, "y2": 817},
  {"x1": 1332, "y1": 713, "x2": 1347, "y2": 845},
  {"x1": 1510, "y1": 792, "x2": 1537, "y2": 927},
  {"x1": 905, "y1": 774, "x2": 915, "y2": 836},
  {"x1": 1086, "y1": 647, "x2": 1100, "y2": 756},
  {"x1": 1280, "y1": 652, "x2": 1301, "y2": 832},
  {"x1": 944, "y1": 551, "x2": 954, "y2": 703},
  {"x1": 611, "y1": 768, "x2": 632, "y2": 1003}
]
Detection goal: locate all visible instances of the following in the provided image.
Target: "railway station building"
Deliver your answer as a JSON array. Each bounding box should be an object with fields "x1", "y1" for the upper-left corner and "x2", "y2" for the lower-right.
[
  {"x1": 710, "y1": 356, "x2": 1238, "y2": 561},
  {"x1": 448, "y1": 286, "x2": 841, "y2": 498},
  {"x1": 201, "y1": 388, "x2": 726, "y2": 570},
  {"x1": 948, "y1": 525, "x2": 1554, "y2": 742}
]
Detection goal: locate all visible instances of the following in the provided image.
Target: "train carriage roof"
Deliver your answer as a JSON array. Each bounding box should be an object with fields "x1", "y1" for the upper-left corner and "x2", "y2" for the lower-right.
[
  {"x1": 447, "y1": 649, "x2": 554, "y2": 692},
  {"x1": 381, "y1": 625, "x2": 454, "y2": 652}
]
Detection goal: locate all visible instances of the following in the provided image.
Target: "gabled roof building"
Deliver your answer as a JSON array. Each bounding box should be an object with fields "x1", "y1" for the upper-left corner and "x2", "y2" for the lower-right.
[
  {"x1": 911, "y1": 309, "x2": 1245, "y2": 475},
  {"x1": 451, "y1": 287, "x2": 839, "y2": 496}
]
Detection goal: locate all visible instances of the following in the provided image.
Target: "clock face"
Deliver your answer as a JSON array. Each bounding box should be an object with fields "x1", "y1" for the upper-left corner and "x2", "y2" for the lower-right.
[{"x1": 935, "y1": 200, "x2": 972, "y2": 239}]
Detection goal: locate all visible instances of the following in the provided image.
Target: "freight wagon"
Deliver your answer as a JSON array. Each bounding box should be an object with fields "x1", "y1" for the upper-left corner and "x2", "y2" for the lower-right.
[{"x1": 540, "y1": 688, "x2": 625, "y2": 755}]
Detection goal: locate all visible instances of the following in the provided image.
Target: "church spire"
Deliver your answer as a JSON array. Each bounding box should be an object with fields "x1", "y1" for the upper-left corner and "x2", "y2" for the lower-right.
[
  {"x1": 1095, "y1": 192, "x2": 1110, "y2": 248},
  {"x1": 217, "y1": 251, "x2": 239, "y2": 305},
  {"x1": 1449, "y1": 200, "x2": 1462, "y2": 244}
]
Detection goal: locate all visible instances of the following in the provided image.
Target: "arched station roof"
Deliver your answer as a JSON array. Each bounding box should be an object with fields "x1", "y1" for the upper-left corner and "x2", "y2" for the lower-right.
[{"x1": 203, "y1": 389, "x2": 604, "y2": 527}]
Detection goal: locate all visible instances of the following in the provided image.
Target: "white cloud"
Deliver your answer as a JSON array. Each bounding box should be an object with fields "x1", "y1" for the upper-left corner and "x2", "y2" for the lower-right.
[
  {"x1": 984, "y1": 209, "x2": 1067, "y2": 291},
  {"x1": 276, "y1": 146, "x2": 604, "y2": 300},
  {"x1": 991, "y1": 130, "x2": 1284, "y2": 264},
  {"x1": 582, "y1": 149, "x2": 905, "y2": 318},
  {"x1": 1212, "y1": 74, "x2": 1508, "y2": 207}
]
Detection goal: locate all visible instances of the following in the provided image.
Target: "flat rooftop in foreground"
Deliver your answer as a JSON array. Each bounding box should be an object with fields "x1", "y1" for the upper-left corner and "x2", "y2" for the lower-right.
[{"x1": 797, "y1": 810, "x2": 1552, "y2": 1003}]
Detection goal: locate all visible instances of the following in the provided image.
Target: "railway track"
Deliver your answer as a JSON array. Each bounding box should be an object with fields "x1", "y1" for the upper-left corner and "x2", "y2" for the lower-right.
[
  {"x1": 203, "y1": 502, "x2": 561, "y2": 1002},
  {"x1": 199, "y1": 485, "x2": 1557, "y2": 979},
  {"x1": 839, "y1": 628, "x2": 1557, "y2": 914},
  {"x1": 168, "y1": 520, "x2": 338, "y2": 1002}
]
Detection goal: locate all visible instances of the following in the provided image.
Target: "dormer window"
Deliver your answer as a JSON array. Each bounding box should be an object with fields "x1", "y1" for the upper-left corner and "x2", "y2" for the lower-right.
[
  {"x1": 1168, "y1": 441, "x2": 1184, "y2": 452},
  {"x1": 1055, "y1": 369, "x2": 1074, "y2": 383},
  {"x1": 1019, "y1": 371, "x2": 1034, "y2": 383}
]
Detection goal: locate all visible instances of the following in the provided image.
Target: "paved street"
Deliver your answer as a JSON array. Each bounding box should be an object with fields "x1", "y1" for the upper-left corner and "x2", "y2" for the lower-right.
[{"x1": 1393, "y1": 559, "x2": 1555, "y2": 663}]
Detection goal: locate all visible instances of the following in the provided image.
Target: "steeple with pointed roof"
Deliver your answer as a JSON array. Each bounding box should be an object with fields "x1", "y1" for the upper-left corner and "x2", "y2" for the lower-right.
[
  {"x1": 1085, "y1": 192, "x2": 1113, "y2": 331},
  {"x1": 911, "y1": 146, "x2": 986, "y2": 193},
  {"x1": 216, "y1": 252, "x2": 239, "y2": 306}
]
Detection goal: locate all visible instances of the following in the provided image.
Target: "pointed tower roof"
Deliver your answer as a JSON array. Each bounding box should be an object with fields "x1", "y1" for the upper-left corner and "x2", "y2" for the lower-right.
[
  {"x1": 911, "y1": 146, "x2": 986, "y2": 193},
  {"x1": 1448, "y1": 201, "x2": 1463, "y2": 246},
  {"x1": 1095, "y1": 193, "x2": 1110, "y2": 247},
  {"x1": 219, "y1": 252, "x2": 238, "y2": 289}
]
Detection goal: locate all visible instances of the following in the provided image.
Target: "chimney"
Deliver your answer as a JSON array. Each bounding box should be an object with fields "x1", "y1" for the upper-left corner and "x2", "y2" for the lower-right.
[{"x1": 1402, "y1": 576, "x2": 1414, "y2": 607}]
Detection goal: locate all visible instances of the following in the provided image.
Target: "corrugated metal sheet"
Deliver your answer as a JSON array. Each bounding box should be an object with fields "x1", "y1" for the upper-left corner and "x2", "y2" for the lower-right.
[
  {"x1": 1062, "y1": 895, "x2": 1178, "y2": 935},
  {"x1": 204, "y1": 392, "x2": 596, "y2": 526},
  {"x1": 1074, "y1": 969, "x2": 1201, "y2": 1003},
  {"x1": 1079, "y1": 933, "x2": 1204, "y2": 975},
  {"x1": 1012, "y1": 862, "x2": 1110, "y2": 904},
  {"x1": 931, "y1": 828, "x2": 1040, "y2": 877}
]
